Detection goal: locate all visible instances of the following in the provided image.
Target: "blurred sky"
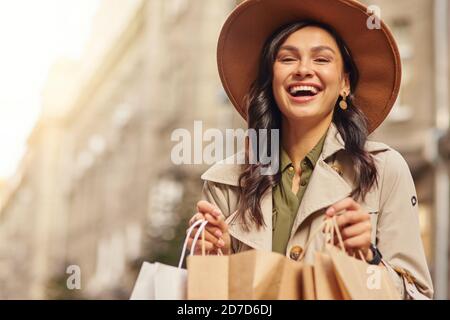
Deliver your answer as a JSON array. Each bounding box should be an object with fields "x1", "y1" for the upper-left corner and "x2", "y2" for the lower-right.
[{"x1": 0, "y1": 0, "x2": 101, "y2": 179}]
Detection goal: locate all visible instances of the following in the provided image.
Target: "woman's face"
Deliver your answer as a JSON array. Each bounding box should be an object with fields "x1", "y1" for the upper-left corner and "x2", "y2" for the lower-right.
[{"x1": 272, "y1": 26, "x2": 350, "y2": 123}]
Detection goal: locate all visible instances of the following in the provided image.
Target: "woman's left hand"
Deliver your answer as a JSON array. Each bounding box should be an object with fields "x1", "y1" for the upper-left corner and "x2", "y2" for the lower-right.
[{"x1": 325, "y1": 197, "x2": 373, "y2": 261}]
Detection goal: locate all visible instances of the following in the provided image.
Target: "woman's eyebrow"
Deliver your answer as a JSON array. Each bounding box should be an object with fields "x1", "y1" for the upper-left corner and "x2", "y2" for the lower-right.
[
  {"x1": 311, "y1": 45, "x2": 336, "y2": 55},
  {"x1": 278, "y1": 45, "x2": 299, "y2": 53},
  {"x1": 278, "y1": 44, "x2": 336, "y2": 55}
]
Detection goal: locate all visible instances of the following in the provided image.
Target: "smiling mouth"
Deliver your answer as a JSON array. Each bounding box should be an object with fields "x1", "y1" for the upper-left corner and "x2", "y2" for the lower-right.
[{"x1": 288, "y1": 85, "x2": 321, "y2": 97}]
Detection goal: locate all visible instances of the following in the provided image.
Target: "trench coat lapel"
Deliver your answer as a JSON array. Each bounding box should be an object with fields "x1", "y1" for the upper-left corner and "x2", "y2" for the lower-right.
[
  {"x1": 200, "y1": 151, "x2": 273, "y2": 252},
  {"x1": 290, "y1": 124, "x2": 352, "y2": 238},
  {"x1": 225, "y1": 190, "x2": 273, "y2": 252},
  {"x1": 289, "y1": 158, "x2": 352, "y2": 239}
]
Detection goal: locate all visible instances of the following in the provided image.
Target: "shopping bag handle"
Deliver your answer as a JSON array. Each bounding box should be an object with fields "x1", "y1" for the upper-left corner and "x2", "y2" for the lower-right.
[
  {"x1": 178, "y1": 218, "x2": 206, "y2": 268},
  {"x1": 189, "y1": 220, "x2": 224, "y2": 257},
  {"x1": 297, "y1": 216, "x2": 346, "y2": 261},
  {"x1": 178, "y1": 218, "x2": 225, "y2": 268},
  {"x1": 329, "y1": 216, "x2": 345, "y2": 251},
  {"x1": 296, "y1": 219, "x2": 327, "y2": 261},
  {"x1": 330, "y1": 217, "x2": 367, "y2": 262},
  {"x1": 190, "y1": 220, "x2": 209, "y2": 257},
  {"x1": 297, "y1": 216, "x2": 367, "y2": 262},
  {"x1": 190, "y1": 221, "x2": 223, "y2": 256}
]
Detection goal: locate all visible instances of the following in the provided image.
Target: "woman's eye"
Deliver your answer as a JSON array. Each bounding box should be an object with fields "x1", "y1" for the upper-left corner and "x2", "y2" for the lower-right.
[
  {"x1": 280, "y1": 57, "x2": 296, "y2": 62},
  {"x1": 315, "y1": 58, "x2": 330, "y2": 63}
]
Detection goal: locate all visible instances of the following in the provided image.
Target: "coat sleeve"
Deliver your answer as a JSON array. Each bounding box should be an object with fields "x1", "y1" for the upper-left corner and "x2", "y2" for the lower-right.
[
  {"x1": 200, "y1": 180, "x2": 234, "y2": 218},
  {"x1": 376, "y1": 149, "x2": 434, "y2": 299},
  {"x1": 200, "y1": 180, "x2": 240, "y2": 253}
]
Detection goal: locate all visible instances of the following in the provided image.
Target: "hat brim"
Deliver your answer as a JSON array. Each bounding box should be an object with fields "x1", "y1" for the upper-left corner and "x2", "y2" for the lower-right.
[{"x1": 217, "y1": 0, "x2": 401, "y2": 133}]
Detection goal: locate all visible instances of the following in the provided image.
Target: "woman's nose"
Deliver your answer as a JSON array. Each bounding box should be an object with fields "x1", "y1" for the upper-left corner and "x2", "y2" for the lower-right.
[{"x1": 294, "y1": 60, "x2": 314, "y2": 78}]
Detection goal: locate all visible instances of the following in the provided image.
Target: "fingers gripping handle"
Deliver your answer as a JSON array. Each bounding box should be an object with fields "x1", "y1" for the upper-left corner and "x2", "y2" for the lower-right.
[
  {"x1": 190, "y1": 220, "x2": 209, "y2": 257},
  {"x1": 296, "y1": 217, "x2": 345, "y2": 261},
  {"x1": 331, "y1": 216, "x2": 345, "y2": 251},
  {"x1": 188, "y1": 220, "x2": 223, "y2": 257}
]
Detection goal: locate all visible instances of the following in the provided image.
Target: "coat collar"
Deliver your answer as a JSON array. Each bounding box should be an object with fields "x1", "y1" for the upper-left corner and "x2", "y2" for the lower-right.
[
  {"x1": 200, "y1": 123, "x2": 390, "y2": 252},
  {"x1": 200, "y1": 123, "x2": 388, "y2": 186}
]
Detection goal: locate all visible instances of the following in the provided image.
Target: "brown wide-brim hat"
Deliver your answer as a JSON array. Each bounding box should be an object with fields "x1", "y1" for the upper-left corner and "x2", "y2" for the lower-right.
[{"x1": 217, "y1": 0, "x2": 401, "y2": 133}]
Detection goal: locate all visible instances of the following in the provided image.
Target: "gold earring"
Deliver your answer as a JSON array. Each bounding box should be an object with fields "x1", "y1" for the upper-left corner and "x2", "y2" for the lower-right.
[{"x1": 339, "y1": 92, "x2": 348, "y2": 110}]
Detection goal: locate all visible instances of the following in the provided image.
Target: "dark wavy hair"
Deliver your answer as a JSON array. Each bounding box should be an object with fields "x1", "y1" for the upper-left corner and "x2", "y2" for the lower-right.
[{"x1": 234, "y1": 20, "x2": 378, "y2": 231}]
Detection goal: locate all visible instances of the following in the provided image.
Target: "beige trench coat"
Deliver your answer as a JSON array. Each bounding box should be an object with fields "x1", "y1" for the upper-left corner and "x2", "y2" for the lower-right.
[{"x1": 200, "y1": 123, "x2": 433, "y2": 299}]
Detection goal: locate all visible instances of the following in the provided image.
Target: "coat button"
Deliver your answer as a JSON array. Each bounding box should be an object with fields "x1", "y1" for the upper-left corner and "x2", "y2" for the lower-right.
[
  {"x1": 331, "y1": 164, "x2": 343, "y2": 176},
  {"x1": 289, "y1": 245, "x2": 304, "y2": 261}
]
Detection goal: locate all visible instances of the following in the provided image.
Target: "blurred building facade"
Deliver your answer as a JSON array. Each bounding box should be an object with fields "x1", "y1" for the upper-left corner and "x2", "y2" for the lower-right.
[
  {"x1": 0, "y1": 0, "x2": 449, "y2": 299},
  {"x1": 0, "y1": 0, "x2": 240, "y2": 299},
  {"x1": 364, "y1": 0, "x2": 450, "y2": 299}
]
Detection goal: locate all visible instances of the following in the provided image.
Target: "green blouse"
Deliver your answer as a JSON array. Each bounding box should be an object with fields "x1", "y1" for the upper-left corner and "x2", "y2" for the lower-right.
[{"x1": 272, "y1": 133, "x2": 327, "y2": 254}]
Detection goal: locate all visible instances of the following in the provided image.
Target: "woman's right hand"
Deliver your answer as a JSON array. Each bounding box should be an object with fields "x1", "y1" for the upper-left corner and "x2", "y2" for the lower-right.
[{"x1": 187, "y1": 200, "x2": 231, "y2": 255}]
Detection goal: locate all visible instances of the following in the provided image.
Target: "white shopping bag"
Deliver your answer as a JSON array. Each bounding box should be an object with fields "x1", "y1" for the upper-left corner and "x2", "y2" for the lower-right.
[
  {"x1": 130, "y1": 262, "x2": 187, "y2": 300},
  {"x1": 130, "y1": 219, "x2": 208, "y2": 300}
]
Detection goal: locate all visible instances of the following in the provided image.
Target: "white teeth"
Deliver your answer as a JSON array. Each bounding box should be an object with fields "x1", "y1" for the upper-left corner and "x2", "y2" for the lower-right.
[{"x1": 289, "y1": 85, "x2": 319, "y2": 94}]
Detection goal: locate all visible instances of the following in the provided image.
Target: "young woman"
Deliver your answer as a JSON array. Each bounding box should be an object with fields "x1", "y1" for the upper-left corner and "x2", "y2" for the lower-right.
[{"x1": 186, "y1": 0, "x2": 433, "y2": 299}]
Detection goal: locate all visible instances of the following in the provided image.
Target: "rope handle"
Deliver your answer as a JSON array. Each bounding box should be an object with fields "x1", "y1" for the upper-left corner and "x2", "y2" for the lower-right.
[
  {"x1": 178, "y1": 218, "x2": 224, "y2": 269},
  {"x1": 323, "y1": 218, "x2": 332, "y2": 249},
  {"x1": 202, "y1": 220, "x2": 206, "y2": 256},
  {"x1": 178, "y1": 218, "x2": 206, "y2": 268},
  {"x1": 323, "y1": 217, "x2": 344, "y2": 251},
  {"x1": 190, "y1": 220, "x2": 209, "y2": 256},
  {"x1": 296, "y1": 216, "x2": 345, "y2": 261},
  {"x1": 328, "y1": 217, "x2": 367, "y2": 262},
  {"x1": 358, "y1": 251, "x2": 367, "y2": 262},
  {"x1": 330, "y1": 217, "x2": 367, "y2": 262},
  {"x1": 190, "y1": 220, "x2": 224, "y2": 257},
  {"x1": 330, "y1": 216, "x2": 345, "y2": 251},
  {"x1": 199, "y1": 221, "x2": 224, "y2": 256},
  {"x1": 296, "y1": 215, "x2": 368, "y2": 262}
]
